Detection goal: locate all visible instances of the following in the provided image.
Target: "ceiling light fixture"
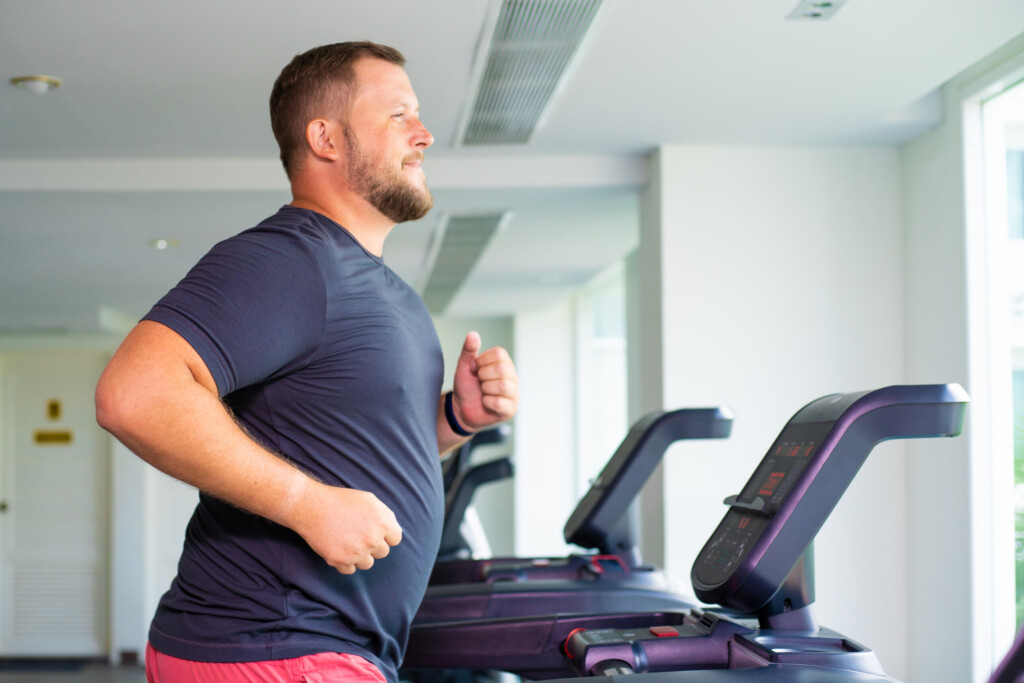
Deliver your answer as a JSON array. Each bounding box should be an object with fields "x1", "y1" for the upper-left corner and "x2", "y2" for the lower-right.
[
  {"x1": 10, "y1": 75, "x2": 62, "y2": 95},
  {"x1": 148, "y1": 238, "x2": 180, "y2": 250},
  {"x1": 786, "y1": 0, "x2": 848, "y2": 21}
]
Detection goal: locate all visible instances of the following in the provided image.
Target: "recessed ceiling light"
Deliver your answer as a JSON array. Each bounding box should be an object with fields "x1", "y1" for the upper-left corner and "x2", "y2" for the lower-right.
[
  {"x1": 786, "y1": 0, "x2": 848, "y2": 20},
  {"x1": 149, "y1": 238, "x2": 180, "y2": 250},
  {"x1": 10, "y1": 75, "x2": 62, "y2": 95}
]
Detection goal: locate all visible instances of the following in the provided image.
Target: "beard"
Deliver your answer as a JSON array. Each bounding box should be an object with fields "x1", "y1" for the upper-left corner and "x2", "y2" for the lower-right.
[{"x1": 345, "y1": 132, "x2": 434, "y2": 224}]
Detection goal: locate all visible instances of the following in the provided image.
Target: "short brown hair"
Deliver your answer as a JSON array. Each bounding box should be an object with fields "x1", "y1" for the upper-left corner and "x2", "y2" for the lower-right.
[{"x1": 269, "y1": 41, "x2": 406, "y2": 180}]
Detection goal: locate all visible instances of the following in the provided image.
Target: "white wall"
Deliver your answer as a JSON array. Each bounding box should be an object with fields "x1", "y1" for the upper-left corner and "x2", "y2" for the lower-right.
[
  {"x1": 637, "y1": 145, "x2": 911, "y2": 678},
  {"x1": 110, "y1": 439, "x2": 146, "y2": 661},
  {"x1": 511, "y1": 298, "x2": 579, "y2": 558},
  {"x1": 113, "y1": 441, "x2": 198, "y2": 665},
  {"x1": 142, "y1": 469, "x2": 197, "y2": 633}
]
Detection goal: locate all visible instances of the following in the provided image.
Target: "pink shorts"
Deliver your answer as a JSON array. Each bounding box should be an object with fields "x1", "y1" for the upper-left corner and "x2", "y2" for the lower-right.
[{"x1": 145, "y1": 642, "x2": 386, "y2": 682}]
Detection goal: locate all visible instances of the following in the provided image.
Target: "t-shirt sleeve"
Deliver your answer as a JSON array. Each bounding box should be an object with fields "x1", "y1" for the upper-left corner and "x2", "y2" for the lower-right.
[{"x1": 144, "y1": 230, "x2": 326, "y2": 397}]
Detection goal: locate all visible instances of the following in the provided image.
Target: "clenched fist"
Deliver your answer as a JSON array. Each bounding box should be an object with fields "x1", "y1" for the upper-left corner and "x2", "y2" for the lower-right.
[{"x1": 288, "y1": 482, "x2": 403, "y2": 574}]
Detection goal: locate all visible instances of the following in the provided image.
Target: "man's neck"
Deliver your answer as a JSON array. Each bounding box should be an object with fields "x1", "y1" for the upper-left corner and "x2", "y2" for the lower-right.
[{"x1": 290, "y1": 190, "x2": 394, "y2": 257}]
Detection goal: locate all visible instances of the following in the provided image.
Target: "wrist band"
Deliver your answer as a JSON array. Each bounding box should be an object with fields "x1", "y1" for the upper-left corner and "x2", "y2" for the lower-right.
[{"x1": 444, "y1": 391, "x2": 473, "y2": 437}]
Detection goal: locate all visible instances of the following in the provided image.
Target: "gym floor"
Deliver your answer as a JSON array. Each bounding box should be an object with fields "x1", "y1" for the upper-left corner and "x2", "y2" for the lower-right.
[{"x1": 0, "y1": 662, "x2": 145, "y2": 683}]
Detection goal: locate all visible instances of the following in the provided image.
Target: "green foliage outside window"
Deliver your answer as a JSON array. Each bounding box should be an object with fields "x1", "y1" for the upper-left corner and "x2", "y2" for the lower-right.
[{"x1": 1011, "y1": 149, "x2": 1024, "y2": 627}]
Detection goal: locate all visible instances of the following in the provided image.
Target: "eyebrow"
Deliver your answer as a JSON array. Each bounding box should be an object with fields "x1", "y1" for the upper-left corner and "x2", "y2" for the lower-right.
[{"x1": 390, "y1": 98, "x2": 419, "y2": 111}]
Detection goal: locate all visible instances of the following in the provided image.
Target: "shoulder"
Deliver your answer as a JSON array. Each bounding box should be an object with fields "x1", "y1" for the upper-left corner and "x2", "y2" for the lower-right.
[{"x1": 224, "y1": 208, "x2": 327, "y2": 259}]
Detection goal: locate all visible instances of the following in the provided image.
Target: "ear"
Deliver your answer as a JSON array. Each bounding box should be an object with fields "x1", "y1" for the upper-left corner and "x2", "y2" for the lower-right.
[{"x1": 304, "y1": 118, "x2": 341, "y2": 161}]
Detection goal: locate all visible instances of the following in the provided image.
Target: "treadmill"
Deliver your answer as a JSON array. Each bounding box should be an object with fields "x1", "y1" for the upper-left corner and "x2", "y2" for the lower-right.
[
  {"x1": 416, "y1": 407, "x2": 734, "y2": 624},
  {"x1": 403, "y1": 384, "x2": 969, "y2": 682},
  {"x1": 990, "y1": 624, "x2": 1024, "y2": 683}
]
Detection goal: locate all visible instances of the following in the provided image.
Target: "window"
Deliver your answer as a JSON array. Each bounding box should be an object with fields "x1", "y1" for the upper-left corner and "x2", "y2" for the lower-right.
[
  {"x1": 978, "y1": 78, "x2": 1024, "y2": 636},
  {"x1": 1008, "y1": 132, "x2": 1024, "y2": 628}
]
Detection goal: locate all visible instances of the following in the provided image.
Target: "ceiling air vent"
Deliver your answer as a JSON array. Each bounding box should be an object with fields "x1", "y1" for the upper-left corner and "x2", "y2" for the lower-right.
[
  {"x1": 456, "y1": 0, "x2": 606, "y2": 146},
  {"x1": 419, "y1": 212, "x2": 509, "y2": 315}
]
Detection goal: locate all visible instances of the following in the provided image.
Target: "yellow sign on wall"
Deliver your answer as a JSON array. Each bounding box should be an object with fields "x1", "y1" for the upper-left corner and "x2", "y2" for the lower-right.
[{"x1": 34, "y1": 430, "x2": 73, "y2": 445}]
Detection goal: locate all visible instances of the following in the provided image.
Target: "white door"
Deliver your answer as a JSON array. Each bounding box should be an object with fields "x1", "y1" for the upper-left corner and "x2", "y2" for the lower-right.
[{"x1": 0, "y1": 350, "x2": 110, "y2": 656}]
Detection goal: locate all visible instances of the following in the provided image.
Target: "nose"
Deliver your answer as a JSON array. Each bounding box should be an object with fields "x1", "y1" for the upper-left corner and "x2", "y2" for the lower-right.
[{"x1": 412, "y1": 117, "x2": 434, "y2": 149}]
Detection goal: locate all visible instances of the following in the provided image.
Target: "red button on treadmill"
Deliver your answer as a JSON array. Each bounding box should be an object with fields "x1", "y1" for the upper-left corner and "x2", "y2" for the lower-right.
[{"x1": 649, "y1": 626, "x2": 679, "y2": 637}]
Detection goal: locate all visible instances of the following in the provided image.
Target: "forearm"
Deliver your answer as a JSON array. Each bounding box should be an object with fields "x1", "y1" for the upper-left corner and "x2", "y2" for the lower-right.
[
  {"x1": 96, "y1": 321, "x2": 312, "y2": 528},
  {"x1": 105, "y1": 385, "x2": 310, "y2": 525}
]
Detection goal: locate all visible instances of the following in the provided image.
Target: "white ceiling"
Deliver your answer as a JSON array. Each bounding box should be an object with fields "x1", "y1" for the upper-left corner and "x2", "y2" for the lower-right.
[{"x1": 2, "y1": 0, "x2": 1024, "y2": 333}]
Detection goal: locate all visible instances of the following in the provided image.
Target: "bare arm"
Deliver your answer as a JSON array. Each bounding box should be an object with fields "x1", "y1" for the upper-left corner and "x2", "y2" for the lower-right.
[{"x1": 95, "y1": 320, "x2": 401, "y2": 574}]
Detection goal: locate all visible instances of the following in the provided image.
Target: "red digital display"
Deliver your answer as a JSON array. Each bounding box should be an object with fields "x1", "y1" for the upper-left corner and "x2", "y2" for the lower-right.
[
  {"x1": 773, "y1": 443, "x2": 815, "y2": 458},
  {"x1": 758, "y1": 472, "x2": 785, "y2": 497},
  {"x1": 736, "y1": 423, "x2": 831, "y2": 516}
]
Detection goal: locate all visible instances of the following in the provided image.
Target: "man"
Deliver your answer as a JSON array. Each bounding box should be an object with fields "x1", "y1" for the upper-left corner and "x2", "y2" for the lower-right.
[{"x1": 95, "y1": 41, "x2": 519, "y2": 683}]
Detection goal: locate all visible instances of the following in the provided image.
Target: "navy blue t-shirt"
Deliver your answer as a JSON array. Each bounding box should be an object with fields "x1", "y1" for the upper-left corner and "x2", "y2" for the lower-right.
[{"x1": 143, "y1": 206, "x2": 445, "y2": 681}]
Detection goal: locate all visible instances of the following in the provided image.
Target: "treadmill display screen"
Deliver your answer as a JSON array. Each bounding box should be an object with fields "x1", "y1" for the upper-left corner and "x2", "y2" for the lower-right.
[
  {"x1": 737, "y1": 421, "x2": 831, "y2": 516},
  {"x1": 693, "y1": 421, "x2": 833, "y2": 588},
  {"x1": 692, "y1": 511, "x2": 770, "y2": 587}
]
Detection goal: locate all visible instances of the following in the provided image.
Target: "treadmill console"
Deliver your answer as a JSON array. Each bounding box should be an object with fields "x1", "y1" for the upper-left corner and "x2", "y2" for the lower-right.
[{"x1": 691, "y1": 384, "x2": 968, "y2": 617}]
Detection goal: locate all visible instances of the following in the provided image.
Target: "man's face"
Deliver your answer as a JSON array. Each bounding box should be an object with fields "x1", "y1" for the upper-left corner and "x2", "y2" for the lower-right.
[{"x1": 344, "y1": 58, "x2": 434, "y2": 224}]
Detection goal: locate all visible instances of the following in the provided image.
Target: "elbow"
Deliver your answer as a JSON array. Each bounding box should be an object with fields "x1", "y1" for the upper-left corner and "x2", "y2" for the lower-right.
[{"x1": 94, "y1": 369, "x2": 133, "y2": 438}]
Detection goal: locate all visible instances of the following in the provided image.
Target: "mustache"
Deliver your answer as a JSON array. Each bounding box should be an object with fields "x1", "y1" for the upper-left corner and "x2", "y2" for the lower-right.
[{"x1": 403, "y1": 152, "x2": 425, "y2": 165}]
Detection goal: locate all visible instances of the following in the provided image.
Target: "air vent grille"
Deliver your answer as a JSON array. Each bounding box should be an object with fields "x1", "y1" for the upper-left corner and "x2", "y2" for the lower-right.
[
  {"x1": 10, "y1": 560, "x2": 105, "y2": 652},
  {"x1": 420, "y1": 213, "x2": 507, "y2": 314},
  {"x1": 460, "y1": 0, "x2": 605, "y2": 146}
]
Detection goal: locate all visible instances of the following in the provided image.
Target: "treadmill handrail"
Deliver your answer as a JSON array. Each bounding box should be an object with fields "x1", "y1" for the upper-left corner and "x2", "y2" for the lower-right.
[
  {"x1": 438, "y1": 456, "x2": 514, "y2": 558},
  {"x1": 563, "y1": 406, "x2": 733, "y2": 554},
  {"x1": 441, "y1": 424, "x2": 511, "y2": 491}
]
